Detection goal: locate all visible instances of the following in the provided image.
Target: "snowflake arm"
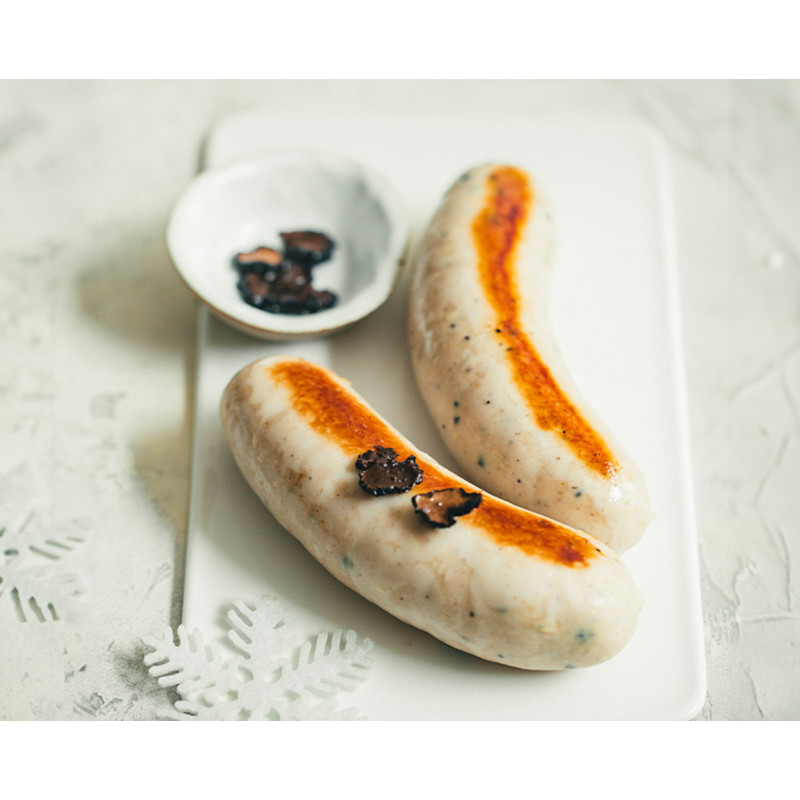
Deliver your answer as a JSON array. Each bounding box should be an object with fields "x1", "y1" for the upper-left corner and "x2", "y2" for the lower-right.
[
  {"x1": 271, "y1": 629, "x2": 374, "y2": 700},
  {"x1": 226, "y1": 596, "x2": 299, "y2": 667},
  {"x1": 142, "y1": 624, "x2": 246, "y2": 705},
  {"x1": 1, "y1": 503, "x2": 88, "y2": 621}
]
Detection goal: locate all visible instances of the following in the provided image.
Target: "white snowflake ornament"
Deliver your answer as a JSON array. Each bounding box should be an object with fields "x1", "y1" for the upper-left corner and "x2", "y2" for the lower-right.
[
  {"x1": 0, "y1": 465, "x2": 89, "y2": 623},
  {"x1": 143, "y1": 596, "x2": 374, "y2": 720}
]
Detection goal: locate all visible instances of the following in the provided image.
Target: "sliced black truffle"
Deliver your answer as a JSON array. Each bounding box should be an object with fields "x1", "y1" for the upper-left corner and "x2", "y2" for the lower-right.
[
  {"x1": 356, "y1": 446, "x2": 424, "y2": 496},
  {"x1": 237, "y1": 261, "x2": 337, "y2": 315},
  {"x1": 237, "y1": 272, "x2": 272, "y2": 309},
  {"x1": 233, "y1": 231, "x2": 339, "y2": 315},
  {"x1": 412, "y1": 487, "x2": 483, "y2": 528},
  {"x1": 280, "y1": 230, "x2": 335, "y2": 267},
  {"x1": 233, "y1": 246, "x2": 284, "y2": 273}
]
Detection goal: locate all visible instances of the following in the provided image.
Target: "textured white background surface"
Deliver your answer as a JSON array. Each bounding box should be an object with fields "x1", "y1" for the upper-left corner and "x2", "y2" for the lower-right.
[{"x1": 1, "y1": 79, "x2": 798, "y2": 720}]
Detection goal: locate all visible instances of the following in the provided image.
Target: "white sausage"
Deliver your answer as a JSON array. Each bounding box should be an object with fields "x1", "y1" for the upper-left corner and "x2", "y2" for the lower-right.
[
  {"x1": 221, "y1": 355, "x2": 642, "y2": 670},
  {"x1": 407, "y1": 164, "x2": 653, "y2": 553}
]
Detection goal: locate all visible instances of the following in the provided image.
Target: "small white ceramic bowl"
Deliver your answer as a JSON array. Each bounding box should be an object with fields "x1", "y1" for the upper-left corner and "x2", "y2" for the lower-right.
[{"x1": 166, "y1": 149, "x2": 409, "y2": 340}]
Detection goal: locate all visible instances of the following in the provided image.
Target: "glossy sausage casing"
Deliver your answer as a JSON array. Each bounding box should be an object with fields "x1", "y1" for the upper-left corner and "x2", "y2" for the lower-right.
[
  {"x1": 408, "y1": 164, "x2": 653, "y2": 552},
  {"x1": 221, "y1": 355, "x2": 642, "y2": 670}
]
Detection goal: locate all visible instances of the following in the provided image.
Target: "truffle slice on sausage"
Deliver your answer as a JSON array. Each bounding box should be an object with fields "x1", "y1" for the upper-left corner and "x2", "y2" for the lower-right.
[
  {"x1": 356, "y1": 446, "x2": 424, "y2": 496},
  {"x1": 412, "y1": 487, "x2": 483, "y2": 527}
]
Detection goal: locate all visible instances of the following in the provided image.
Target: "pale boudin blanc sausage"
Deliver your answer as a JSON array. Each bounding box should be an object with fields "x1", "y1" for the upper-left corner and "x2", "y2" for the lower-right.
[
  {"x1": 407, "y1": 164, "x2": 653, "y2": 553},
  {"x1": 221, "y1": 355, "x2": 642, "y2": 670}
]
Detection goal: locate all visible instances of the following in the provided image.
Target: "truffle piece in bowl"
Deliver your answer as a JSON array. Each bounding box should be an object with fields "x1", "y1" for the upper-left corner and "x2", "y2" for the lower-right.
[{"x1": 166, "y1": 149, "x2": 409, "y2": 340}]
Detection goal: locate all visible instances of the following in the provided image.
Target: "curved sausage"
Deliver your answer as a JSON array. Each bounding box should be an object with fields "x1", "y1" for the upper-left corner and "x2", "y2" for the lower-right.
[
  {"x1": 407, "y1": 164, "x2": 653, "y2": 553},
  {"x1": 221, "y1": 355, "x2": 642, "y2": 670}
]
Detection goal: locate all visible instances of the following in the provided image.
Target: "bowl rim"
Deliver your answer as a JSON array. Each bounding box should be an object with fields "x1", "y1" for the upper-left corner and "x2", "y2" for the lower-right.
[{"x1": 166, "y1": 147, "x2": 410, "y2": 340}]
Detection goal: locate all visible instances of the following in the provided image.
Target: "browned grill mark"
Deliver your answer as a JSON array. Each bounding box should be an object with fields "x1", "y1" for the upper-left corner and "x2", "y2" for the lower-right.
[
  {"x1": 471, "y1": 166, "x2": 618, "y2": 477},
  {"x1": 270, "y1": 359, "x2": 597, "y2": 566}
]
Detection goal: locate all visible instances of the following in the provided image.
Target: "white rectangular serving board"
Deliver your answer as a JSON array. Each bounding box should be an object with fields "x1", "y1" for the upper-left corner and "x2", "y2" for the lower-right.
[{"x1": 182, "y1": 113, "x2": 706, "y2": 720}]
